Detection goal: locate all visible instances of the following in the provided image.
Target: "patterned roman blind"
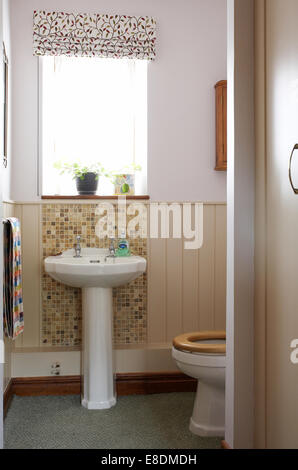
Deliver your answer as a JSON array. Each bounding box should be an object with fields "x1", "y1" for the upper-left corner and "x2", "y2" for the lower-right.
[{"x1": 33, "y1": 10, "x2": 156, "y2": 60}]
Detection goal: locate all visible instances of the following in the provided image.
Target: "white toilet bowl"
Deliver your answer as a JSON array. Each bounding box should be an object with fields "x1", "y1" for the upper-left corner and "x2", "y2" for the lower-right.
[{"x1": 172, "y1": 330, "x2": 226, "y2": 437}]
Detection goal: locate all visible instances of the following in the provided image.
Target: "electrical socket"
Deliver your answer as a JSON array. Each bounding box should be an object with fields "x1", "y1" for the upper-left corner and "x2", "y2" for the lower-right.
[{"x1": 50, "y1": 361, "x2": 61, "y2": 375}]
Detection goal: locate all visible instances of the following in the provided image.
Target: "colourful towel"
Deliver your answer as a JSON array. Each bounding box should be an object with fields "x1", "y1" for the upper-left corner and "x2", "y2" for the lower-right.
[{"x1": 3, "y1": 217, "x2": 24, "y2": 339}]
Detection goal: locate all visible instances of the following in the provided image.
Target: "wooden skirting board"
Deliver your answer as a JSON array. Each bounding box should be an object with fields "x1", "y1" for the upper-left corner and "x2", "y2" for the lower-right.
[
  {"x1": 116, "y1": 372, "x2": 197, "y2": 395},
  {"x1": 41, "y1": 195, "x2": 150, "y2": 200},
  {"x1": 4, "y1": 372, "x2": 196, "y2": 416},
  {"x1": 3, "y1": 379, "x2": 13, "y2": 418},
  {"x1": 221, "y1": 440, "x2": 232, "y2": 449}
]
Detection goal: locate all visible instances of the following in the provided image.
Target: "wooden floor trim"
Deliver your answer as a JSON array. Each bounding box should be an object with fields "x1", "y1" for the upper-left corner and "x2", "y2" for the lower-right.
[
  {"x1": 12, "y1": 375, "x2": 81, "y2": 396},
  {"x1": 41, "y1": 195, "x2": 150, "y2": 200},
  {"x1": 3, "y1": 379, "x2": 13, "y2": 418},
  {"x1": 117, "y1": 371, "x2": 197, "y2": 396},
  {"x1": 221, "y1": 440, "x2": 232, "y2": 449},
  {"x1": 4, "y1": 372, "x2": 197, "y2": 414}
]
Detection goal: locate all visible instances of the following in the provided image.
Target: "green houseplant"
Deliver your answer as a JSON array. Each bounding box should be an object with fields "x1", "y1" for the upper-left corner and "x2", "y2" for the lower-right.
[{"x1": 54, "y1": 161, "x2": 110, "y2": 195}]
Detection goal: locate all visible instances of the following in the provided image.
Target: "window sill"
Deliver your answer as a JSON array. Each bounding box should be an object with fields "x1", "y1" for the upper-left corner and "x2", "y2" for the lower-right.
[{"x1": 41, "y1": 195, "x2": 150, "y2": 200}]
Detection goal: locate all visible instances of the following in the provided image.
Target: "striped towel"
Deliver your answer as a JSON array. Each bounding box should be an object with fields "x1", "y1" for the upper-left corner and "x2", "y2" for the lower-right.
[{"x1": 3, "y1": 217, "x2": 24, "y2": 339}]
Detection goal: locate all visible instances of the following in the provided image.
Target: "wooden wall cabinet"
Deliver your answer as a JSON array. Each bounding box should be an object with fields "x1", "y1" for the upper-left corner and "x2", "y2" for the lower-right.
[{"x1": 215, "y1": 80, "x2": 227, "y2": 171}]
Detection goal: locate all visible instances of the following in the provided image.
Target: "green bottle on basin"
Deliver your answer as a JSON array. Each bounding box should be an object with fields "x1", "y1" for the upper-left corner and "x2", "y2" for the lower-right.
[{"x1": 116, "y1": 230, "x2": 130, "y2": 257}]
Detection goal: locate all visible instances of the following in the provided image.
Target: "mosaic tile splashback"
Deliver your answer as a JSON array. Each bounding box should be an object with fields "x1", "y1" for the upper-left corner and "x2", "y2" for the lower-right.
[{"x1": 41, "y1": 204, "x2": 147, "y2": 347}]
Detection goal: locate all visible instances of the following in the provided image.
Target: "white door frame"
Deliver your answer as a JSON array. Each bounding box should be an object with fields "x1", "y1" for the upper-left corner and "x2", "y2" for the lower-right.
[
  {"x1": 0, "y1": 0, "x2": 4, "y2": 450},
  {"x1": 225, "y1": 0, "x2": 255, "y2": 448}
]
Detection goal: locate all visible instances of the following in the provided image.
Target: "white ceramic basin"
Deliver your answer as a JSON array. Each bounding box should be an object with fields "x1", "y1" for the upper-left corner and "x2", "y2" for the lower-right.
[
  {"x1": 44, "y1": 248, "x2": 146, "y2": 288},
  {"x1": 44, "y1": 247, "x2": 146, "y2": 410}
]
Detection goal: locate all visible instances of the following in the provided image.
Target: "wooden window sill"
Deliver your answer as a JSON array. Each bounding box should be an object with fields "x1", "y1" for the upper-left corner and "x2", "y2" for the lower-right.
[{"x1": 41, "y1": 195, "x2": 150, "y2": 200}]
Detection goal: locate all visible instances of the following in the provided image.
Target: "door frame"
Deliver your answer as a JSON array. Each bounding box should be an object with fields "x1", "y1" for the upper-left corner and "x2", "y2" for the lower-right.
[
  {"x1": 254, "y1": 0, "x2": 267, "y2": 449},
  {"x1": 225, "y1": 0, "x2": 255, "y2": 448}
]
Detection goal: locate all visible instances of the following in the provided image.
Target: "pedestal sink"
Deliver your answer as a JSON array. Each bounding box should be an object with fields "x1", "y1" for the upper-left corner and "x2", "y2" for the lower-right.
[{"x1": 45, "y1": 248, "x2": 146, "y2": 409}]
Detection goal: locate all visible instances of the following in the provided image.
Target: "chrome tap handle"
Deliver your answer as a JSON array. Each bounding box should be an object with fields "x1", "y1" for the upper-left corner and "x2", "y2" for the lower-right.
[
  {"x1": 74, "y1": 235, "x2": 82, "y2": 258},
  {"x1": 108, "y1": 238, "x2": 116, "y2": 257}
]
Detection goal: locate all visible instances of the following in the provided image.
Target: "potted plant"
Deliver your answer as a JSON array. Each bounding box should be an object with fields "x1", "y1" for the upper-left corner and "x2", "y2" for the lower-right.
[
  {"x1": 54, "y1": 161, "x2": 110, "y2": 195},
  {"x1": 113, "y1": 164, "x2": 142, "y2": 195}
]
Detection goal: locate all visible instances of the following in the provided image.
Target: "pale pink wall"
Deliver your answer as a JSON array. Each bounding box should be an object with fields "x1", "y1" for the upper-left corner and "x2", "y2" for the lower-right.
[{"x1": 10, "y1": 0, "x2": 227, "y2": 202}]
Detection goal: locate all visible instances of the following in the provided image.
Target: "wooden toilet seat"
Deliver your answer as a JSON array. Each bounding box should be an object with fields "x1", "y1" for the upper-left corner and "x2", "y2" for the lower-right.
[{"x1": 173, "y1": 330, "x2": 226, "y2": 354}]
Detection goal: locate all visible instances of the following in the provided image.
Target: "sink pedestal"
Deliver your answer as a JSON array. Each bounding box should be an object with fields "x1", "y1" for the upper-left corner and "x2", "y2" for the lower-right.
[
  {"x1": 81, "y1": 287, "x2": 116, "y2": 409},
  {"x1": 44, "y1": 248, "x2": 146, "y2": 410}
]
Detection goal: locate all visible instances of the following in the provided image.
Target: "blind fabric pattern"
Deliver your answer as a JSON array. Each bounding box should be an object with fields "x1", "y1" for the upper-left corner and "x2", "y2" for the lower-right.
[{"x1": 33, "y1": 10, "x2": 156, "y2": 60}]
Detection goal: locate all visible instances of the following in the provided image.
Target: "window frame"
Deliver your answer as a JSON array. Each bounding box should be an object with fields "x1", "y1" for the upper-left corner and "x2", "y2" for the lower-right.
[{"x1": 37, "y1": 56, "x2": 148, "y2": 198}]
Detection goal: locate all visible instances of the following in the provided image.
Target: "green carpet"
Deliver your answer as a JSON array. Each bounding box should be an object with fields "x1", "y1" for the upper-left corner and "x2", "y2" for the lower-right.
[{"x1": 4, "y1": 393, "x2": 222, "y2": 449}]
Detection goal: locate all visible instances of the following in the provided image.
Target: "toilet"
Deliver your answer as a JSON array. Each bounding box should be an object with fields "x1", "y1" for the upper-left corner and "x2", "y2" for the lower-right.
[{"x1": 172, "y1": 330, "x2": 226, "y2": 437}]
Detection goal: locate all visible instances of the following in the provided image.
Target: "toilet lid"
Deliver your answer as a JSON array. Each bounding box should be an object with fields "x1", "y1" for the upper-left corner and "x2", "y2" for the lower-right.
[{"x1": 173, "y1": 330, "x2": 226, "y2": 354}]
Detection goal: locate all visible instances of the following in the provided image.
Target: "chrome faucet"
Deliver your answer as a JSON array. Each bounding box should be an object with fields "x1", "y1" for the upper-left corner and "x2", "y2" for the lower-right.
[
  {"x1": 108, "y1": 238, "x2": 116, "y2": 257},
  {"x1": 74, "y1": 235, "x2": 82, "y2": 258},
  {"x1": 105, "y1": 226, "x2": 117, "y2": 261}
]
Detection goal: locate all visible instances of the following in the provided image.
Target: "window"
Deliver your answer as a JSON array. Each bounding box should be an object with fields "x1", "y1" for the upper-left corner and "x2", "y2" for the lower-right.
[{"x1": 40, "y1": 56, "x2": 147, "y2": 196}]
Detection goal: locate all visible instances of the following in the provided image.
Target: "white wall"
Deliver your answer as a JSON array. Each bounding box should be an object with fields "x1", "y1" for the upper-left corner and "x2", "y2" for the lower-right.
[{"x1": 9, "y1": 0, "x2": 227, "y2": 202}]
